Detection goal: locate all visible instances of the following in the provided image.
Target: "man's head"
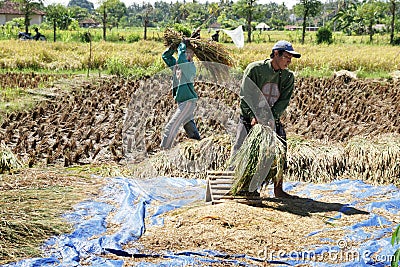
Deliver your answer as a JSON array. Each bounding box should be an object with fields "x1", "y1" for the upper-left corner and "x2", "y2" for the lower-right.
[
  {"x1": 186, "y1": 47, "x2": 194, "y2": 62},
  {"x1": 270, "y1": 40, "x2": 301, "y2": 70},
  {"x1": 270, "y1": 40, "x2": 301, "y2": 59}
]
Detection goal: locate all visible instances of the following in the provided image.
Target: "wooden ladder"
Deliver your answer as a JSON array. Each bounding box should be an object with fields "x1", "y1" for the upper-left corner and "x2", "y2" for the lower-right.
[{"x1": 205, "y1": 170, "x2": 262, "y2": 205}]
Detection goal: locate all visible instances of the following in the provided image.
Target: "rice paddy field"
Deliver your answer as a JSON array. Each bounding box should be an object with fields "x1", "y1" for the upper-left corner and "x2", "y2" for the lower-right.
[{"x1": 0, "y1": 38, "x2": 399, "y2": 266}]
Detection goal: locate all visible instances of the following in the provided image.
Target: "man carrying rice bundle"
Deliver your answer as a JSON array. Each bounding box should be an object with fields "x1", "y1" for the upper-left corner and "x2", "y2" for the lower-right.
[
  {"x1": 231, "y1": 40, "x2": 301, "y2": 199},
  {"x1": 160, "y1": 38, "x2": 201, "y2": 149},
  {"x1": 160, "y1": 28, "x2": 234, "y2": 149}
]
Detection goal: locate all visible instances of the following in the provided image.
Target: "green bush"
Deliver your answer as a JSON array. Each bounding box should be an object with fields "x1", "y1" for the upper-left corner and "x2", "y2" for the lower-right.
[
  {"x1": 316, "y1": 27, "x2": 333, "y2": 44},
  {"x1": 106, "y1": 57, "x2": 128, "y2": 76},
  {"x1": 171, "y1": 24, "x2": 191, "y2": 37},
  {"x1": 393, "y1": 36, "x2": 400, "y2": 46},
  {"x1": 127, "y1": 33, "x2": 141, "y2": 43}
]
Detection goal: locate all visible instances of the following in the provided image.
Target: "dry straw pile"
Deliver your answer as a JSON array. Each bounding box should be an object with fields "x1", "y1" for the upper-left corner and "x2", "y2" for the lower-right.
[
  {"x1": 0, "y1": 141, "x2": 22, "y2": 173},
  {"x1": 286, "y1": 134, "x2": 400, "y2": 186}
]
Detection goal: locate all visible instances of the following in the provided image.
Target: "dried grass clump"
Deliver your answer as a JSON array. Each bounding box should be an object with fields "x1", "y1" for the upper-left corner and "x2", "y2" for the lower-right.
[
  {"x1": 0, "y1": 168, "x2": 103, "y2": 265},
  {"x1": 285, "y1": 134, "x2": 400, "y2": 186},
  {"x1": 163, "y1": 28, "x2": 235, "y2": 67},
  {"x1": 286, "y1": 137, "x2": 345, "y2": 183},
  {"x1": 130, "y1": 134, "x2": 232, "y2": 180},
  {"x1": 229, "y1": 124, "x2": 286, "y2": 195},
  {"x1": 345, "y1": 134, "x2": 400, "y2": 185},
  {"x1": 0, "y1": 141, "x2": 22, "y2": 173}
]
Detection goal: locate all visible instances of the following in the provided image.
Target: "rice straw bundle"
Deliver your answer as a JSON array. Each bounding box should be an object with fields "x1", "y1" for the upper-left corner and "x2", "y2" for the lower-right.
[
  {"x1": 229, "y1": 124, "x2": 286, "y2": 195},
  {"x1": 130, "y1": 134, "x2": 231, "y2": 180},
  {"x1": 0, "y1": 141, "x2": 23, "y2": 173},
  {"x1": 344, "y1": 134, "x2": 400, "y2": 185},
  {"x1": 163, "y1": 28, "x2": 235, "y2": 67},
  {"x1": 285, "y1": 137, "x2": 345, "y2": 183}
]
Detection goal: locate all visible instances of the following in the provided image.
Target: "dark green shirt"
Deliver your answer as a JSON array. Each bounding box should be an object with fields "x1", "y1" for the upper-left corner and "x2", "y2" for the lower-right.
[{"x1": 240, "y1": 59, "x2": 295, "y2": 121}]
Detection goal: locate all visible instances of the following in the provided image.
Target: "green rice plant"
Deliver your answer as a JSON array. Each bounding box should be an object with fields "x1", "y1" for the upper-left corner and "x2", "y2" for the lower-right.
[
  {"x1": 126, "y1": 33, "x2": 141, "y2": 43},
  {"x1": 392, "y1": 224, "x2": 400, "y2": 267},
  {"x1": 106, "y1": 56, "x2": 128, "y2": 76}
]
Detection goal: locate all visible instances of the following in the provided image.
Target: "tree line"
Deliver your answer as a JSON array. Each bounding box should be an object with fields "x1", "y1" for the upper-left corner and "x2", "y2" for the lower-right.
[{"x1": 3, "y1": 0, "x2": 400, "y2": 44}]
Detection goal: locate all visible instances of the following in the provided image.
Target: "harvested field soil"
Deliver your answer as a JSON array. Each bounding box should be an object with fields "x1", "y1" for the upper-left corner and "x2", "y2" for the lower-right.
[{"x1": 2, "y1": 73, "x2": 399, "y2": 183}]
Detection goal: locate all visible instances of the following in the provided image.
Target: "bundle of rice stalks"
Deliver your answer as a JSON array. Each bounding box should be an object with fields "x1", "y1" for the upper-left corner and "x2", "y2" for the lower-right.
[
  {"x1": 285, "y1": 137, "x2": 345, "y2": 183},
  {"x1": 229, "y1": 124, "x2": 286, "y2": 195},
  {"x1": 130, "y1": 134, "x2": 232, "y2": 180},
  {"x1": 0, "y1": 141, "x2": 22, "y2": 173},
  {"x1": 344, "y1": 134, "x2": 400, "y2": 185},
  {"x1": 163, "y1": 28, "x2": 235, "y2": 67}
]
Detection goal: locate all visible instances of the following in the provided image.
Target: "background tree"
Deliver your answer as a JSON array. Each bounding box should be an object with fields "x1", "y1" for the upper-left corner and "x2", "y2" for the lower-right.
[
  {"x1": 389, "y1": 0, "x2": 397, "y2": 44},
  {"x1": 67, "y1": 0, "x2": 94, "y2": 13},
  {"x1": 106, "y1": 0, "x2": 126, "y2": 28},
  {"x1": 185, "y1": 2, "x2": 208, "y2": 28},
  {"x1": 140, "y1": 3, "x2": 152, "y2": 40},
  {"x1": 357, "y1": 0, "x2": 386, "y2": 42},
  {"x1": 261, "y1": 3, "x2": 290, "y2": 30},
  {"x1": 12, "y1": 0, "x2": 44, "y2": 33},
  {"x1": 68, "y1": 6, "x2": 91, "y2": 22},
  {"x1": 232, "y1": 0, "x2": 260, "y2": 43},
  {"x1": 294, "y1": 0, "x2": 322, "y2": 44},
  {"x1": 332, "y1": 1, "x2": 361, "y2": 35},
  {"x1": 45, "y1": 3, "x2": 68, "y2": 41},
  {"x1": 152, "y1": 1, "x2": 171, "y2": 27},
  {"x1": 208, "y1": 2, "x2": 221, "y2": 23},
  {"x1": 97, "y1": 0, "x2": 125, "y2": 40}
]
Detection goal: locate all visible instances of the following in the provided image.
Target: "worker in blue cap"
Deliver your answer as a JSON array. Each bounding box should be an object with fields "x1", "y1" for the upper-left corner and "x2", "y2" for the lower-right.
[{"x1": 232, "y1": 40, "x2": 301, "y2": 198}]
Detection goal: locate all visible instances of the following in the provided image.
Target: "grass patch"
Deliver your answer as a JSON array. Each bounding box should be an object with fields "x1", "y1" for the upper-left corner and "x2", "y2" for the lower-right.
[
  {"x1": 0, "y1": 166, "x2": 106, "y2": 265},
  {"x1": 297, "y1": 66, "x2": 334, "y2": 78},
  {"x1": 356, "y1": 70, "x2": 393, "y2": 79},
  {"x1": 0, "y1": 87, "x2": 36, "y2": 115}
]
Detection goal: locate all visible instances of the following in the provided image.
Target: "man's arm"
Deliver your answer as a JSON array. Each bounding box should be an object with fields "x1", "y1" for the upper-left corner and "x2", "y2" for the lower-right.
[
  {"x1": 162, "y1": 47, "x2": 176, "y2": 68},
  {"x1": 240, "y1": 65, "x2": 258, "y2": 120}
]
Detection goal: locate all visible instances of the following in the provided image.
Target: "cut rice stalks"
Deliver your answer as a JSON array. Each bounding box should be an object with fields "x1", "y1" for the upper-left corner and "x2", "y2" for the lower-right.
[
  {"x1": 229, "y1": 124, "x2": 286, "y2": 195},
  {"x1": 163, "y1": 28, "x2": 235, "y2": 68},
  {"x1": 0, "y1": 141, "x2": 23, "y2": 174}
]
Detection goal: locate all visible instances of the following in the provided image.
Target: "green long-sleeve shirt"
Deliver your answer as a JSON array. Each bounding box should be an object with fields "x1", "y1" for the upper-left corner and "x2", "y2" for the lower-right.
[
  {"x1": 240, "y1": 59, "x2": 295, "y2": 121},
  {"x1": 162, "y1": 43, "x2": 198, "y2": 103}
]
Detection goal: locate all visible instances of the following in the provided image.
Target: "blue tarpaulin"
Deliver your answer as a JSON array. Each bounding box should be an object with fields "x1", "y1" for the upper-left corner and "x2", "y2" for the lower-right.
[{"x1": 2, "y1": 177, "x2": 400, "y2": 267}]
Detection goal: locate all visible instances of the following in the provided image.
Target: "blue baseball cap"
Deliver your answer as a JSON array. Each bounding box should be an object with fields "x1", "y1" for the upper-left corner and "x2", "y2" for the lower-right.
[{"x1": 272, "y1": 40, "x2": 301, "y2": 58}]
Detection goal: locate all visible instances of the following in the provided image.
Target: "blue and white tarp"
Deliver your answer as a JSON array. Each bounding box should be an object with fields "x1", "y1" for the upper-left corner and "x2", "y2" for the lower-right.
[{"x1": 2, "y1": 177, "x2": 400, "y2": 267}]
